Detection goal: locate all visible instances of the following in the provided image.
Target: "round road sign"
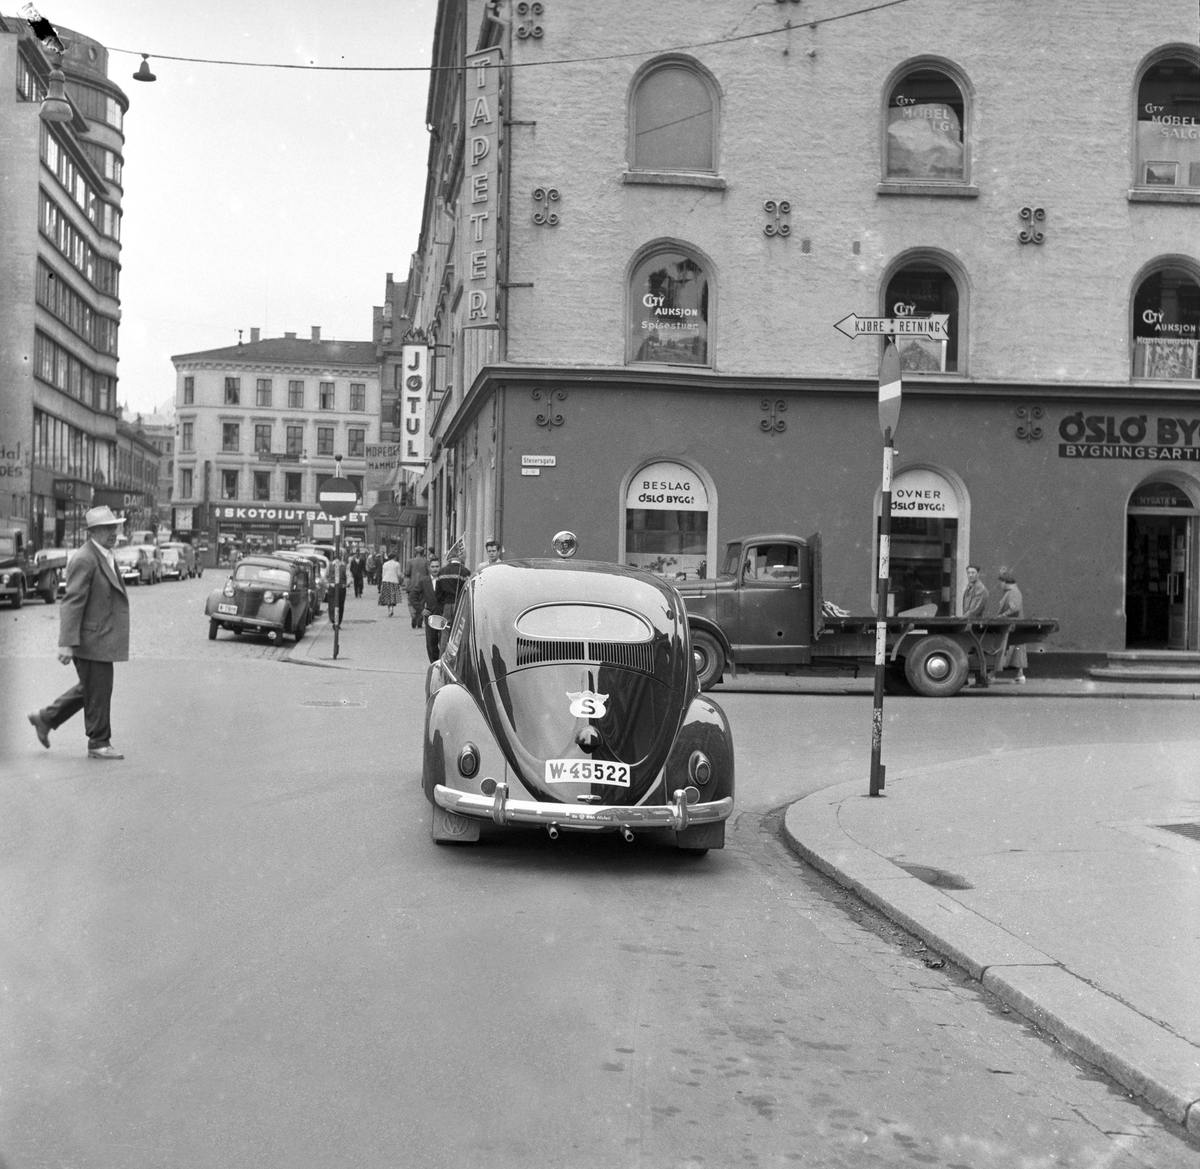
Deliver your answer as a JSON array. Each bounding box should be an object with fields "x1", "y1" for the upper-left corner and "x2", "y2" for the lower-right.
[{"x1": 318, "y1": 476, "x2": 359, "y2": 518}]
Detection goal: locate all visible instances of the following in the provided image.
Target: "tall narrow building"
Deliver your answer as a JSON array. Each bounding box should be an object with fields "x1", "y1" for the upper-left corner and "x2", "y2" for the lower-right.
[{"x1": 0, "y1": 17, "x2": 126, "y2": 549}]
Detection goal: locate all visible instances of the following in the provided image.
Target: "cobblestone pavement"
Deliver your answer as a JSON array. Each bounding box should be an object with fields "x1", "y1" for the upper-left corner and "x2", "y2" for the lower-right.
[{"x1": 1, "y1": 572, "x2": 320, "y2": 664}]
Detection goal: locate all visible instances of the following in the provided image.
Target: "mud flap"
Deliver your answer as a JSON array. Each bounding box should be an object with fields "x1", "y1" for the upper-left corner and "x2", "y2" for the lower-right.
[
  {"x1": 430, "y1": 804, "x2": 482, "y2": 843},
  {"x1": 674, "y1": 821, "x2": 725, "y2": 851}
]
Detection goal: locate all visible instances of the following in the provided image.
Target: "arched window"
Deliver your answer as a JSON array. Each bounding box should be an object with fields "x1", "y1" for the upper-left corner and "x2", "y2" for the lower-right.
[
  {"x1": 884, "y1": 258, "x2": 963, "y2": 373},
  {"x1": 885, "y1": 65, "x2": 968, "y2": 182},
  {"x1": 627, "y1": 245, "x2": 711, "y2": 366},
  {"x1": 629, "y1": 59, "x2": 718, "y2": 174},
  {"x1": 622, "y1": 459, "x2": 714, "y2": 581},
  {"x1": 1132, "y1": 265, "x2": 1200, "y2": 380},
  {"x1": 1134, "y1": 54, "x2": 1200, "y2": 190}
]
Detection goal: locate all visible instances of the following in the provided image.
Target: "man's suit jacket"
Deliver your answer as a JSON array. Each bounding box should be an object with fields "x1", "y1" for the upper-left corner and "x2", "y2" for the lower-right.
[{"x1": 59, "y1": 540, "x2": 130, "y2": 662}]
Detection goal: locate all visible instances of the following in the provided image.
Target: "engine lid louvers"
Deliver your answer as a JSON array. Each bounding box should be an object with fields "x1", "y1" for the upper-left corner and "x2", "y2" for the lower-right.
[{"x1": 515, "y1": 636, "x2": 656, "y2": 674}]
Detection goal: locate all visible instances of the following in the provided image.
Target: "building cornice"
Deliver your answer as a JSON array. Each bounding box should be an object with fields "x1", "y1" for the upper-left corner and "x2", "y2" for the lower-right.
[{"x1": 173, "y1": 358, "x2": 379, "y2": 379}]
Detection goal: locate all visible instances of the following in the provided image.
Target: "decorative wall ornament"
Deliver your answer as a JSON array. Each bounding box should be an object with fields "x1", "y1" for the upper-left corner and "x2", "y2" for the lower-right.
[
  {"x1": 764, "y1": 200, "x2": 791, "y2": 237},
  {"x1": 1015, "y1": 405, "x2": 1045, "y2": 441},
  {"x1": 516, "y1": 2, "x2": 544, "y2": 38},
  {"x1": 1018, "y1": 206, "x2": 1046, "y2": 244},
  {"x1": 532, "y1": 186, "x2": 560, "y2": 226},
  {"x1": 760, "y1": 398, "x2": 787, "y2": 434},
  {"x1": 533, "y1": 388, "x2": 566, "y2": 429}
]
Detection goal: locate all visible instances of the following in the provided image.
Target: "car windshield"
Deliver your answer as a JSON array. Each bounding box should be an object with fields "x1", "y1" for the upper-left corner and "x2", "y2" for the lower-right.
[
  {"x1": 161, "y1": 550, "x2": 179, "y2": 562},
  {"x1": 516, "y1": 604, "x2": 653, "y2": 641},
  {"x1": 234, "y1": 565, "x2": 292, "y2": 586}
]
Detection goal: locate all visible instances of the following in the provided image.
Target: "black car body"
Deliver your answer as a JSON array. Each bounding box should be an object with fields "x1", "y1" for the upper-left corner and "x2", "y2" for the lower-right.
[
  {"x1": 423, "y1": 559, "x2": 734, "y2": 851},
  {"x1": 205, "y1": 556, "x2": 310, "y2": 642}
]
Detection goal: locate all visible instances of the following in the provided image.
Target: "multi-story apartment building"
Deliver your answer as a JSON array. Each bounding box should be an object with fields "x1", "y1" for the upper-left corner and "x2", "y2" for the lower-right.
[
  {"x1": 0, "y1": 17, "x2": 126, "y2": 549},
  {"x1": 171, "y1": 329, "x2": 380, "y2": 565},
  {"x1": 136, "y1": 406, "x2": 176, "y2": 530},
  {"x1": 110, "y1": 412, "x2": 160, "y2": 536},
  {"x1": 404, "y1": 0, "x2": 1199, "y2": 656}
]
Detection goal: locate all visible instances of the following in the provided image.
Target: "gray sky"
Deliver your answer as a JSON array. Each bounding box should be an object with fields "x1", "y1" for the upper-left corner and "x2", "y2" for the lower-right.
[{"x1": 40, "y1": 0, "x2": 438, "y2": 417}]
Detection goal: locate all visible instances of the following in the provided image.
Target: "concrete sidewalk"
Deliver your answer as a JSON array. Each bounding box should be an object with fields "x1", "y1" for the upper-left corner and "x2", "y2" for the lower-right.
[
  {"x1": 285, "y1": 591, "x2": 431, "y2": 676},
  {"x1": 784, "y1": 747, "x2": 1200, "y2": 1134}
]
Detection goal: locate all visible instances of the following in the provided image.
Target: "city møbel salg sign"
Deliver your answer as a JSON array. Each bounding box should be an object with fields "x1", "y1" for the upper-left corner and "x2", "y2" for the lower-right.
[{"x1": 1059, "y1": 412, "x2": 1200, "y2": 460}]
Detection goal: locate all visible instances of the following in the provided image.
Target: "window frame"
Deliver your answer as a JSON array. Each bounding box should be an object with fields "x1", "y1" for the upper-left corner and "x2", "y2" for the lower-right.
[
  {"x1": 221, "y1": 470, "x2": 239, "y2": 500},
  {"x1": 625, "y1": 238, "x2": 716, "y2": 369},
  {"x1": 1128, "y1": 256, "x2": 1200, "y2": 382},
  {"x1": 878, "y1": 57, "x2": 977, "y2": 197},
  {"x1": 316, "y1": 426, "x2": 335, "y2": 457},
  {"x1": 348, "y1": 428, "x2": 365, "y2": 458},
  {"x1": 180, "y1": 467, "x2": 193, "y2": 499},
  {"x1": 879, "y1": 248, "x2": 970, "y2": 377},
  {"x1": 319, "y1": 381, "x2": 335, "y2": 410},
  {"x1": 221, "y1": 422, "x2": 240, "y2": 453},
  {"x1": 286, "y1": 425, "x2": 304, "y2": 456},
  {"x1": 254, "y1": 423, "x2": 272, "y2": 454},
  {"x1": 224, "y1": 377, "x2": 240, "y2": 405},
  {"x1": 288, "y1": 379, "x2": 304, "y2": 408},
  {"x1": 349, "y1": 382, "x2": 366, "y2": 411},
  {"x1": 1128, "y1": 45, "x2": 1200, "y2": 204},
  {"x1": 624, "y1": 55, "x2": 724, "y2": 189},
  {"x1": 256, "y1": 378, "x2": 273, "y2": 407},
  {"x1": 284, "y1": 472, "x2": 303, "y2": 503}
]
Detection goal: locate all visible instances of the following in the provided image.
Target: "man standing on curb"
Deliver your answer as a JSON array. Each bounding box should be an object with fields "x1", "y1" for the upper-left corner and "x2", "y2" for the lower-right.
[
  {"x1": 403, "y1": 544, "x2": 429, "y2": 629},
  {"x1": 961, "y1": 564, "x2": 989, "y2": 618},
  {"x1": 28, "y1": 506, "x2": 130, "y2": 760}
]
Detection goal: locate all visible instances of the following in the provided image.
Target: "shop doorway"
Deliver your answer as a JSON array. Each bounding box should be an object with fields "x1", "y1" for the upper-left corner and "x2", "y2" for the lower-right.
[{"x1": 1125, "y1": 480, "x2": 1199, "y2": 650}]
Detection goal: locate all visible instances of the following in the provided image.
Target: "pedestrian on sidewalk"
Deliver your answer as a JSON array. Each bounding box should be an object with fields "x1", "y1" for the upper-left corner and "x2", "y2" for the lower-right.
[
  {"x1": 327, "y1": 552, "x2": 349, "y2": 626},
  {"x1": 379, "y1": 551, "x2": 403, "y2": 617},
  {"x1": 485, "y1": 539, "x2": 502, "y2": 565},
  {"x1": 996, "y1": 567, "x2": 1027, "y2": 683},
  {"x1": 961, "y1": 564, "x2": 989, "y2": 618},
  {"x1": 403, "y1": 545, "x2": 429, "y2": 628},
  {"x1": 28, "y1": 505, "x2": 130, "y2": 760},
  {"x1": 419, "y1": 556, "x2": 442, "y2": 661},
  {"x1": 349, "y1": 552, "x2": 365, "y2": 599},
  {"x1": 435, "y1": 541, "x2": 471, "y2": 656}
]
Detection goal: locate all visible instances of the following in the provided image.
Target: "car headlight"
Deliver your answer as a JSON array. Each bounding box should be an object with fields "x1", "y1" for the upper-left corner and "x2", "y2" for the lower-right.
[
  {"x1": 223, "y1": 582, "x2": 235, "y2": 598},
  {"x1": 688, "y1": 750, "x2": 713, "y2": 786},
  {"x1": 0, "y1": 573, "x2": 10, "y2": 585},
  {"x1": 457, "y1": 743, "x2": 480, "y2": 779},
  {"x1": 263, "y1": 591, "x2": 276, "y2": 603}
]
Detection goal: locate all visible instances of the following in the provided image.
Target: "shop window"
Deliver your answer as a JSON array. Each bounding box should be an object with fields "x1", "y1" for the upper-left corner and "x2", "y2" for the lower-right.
[
  {"x1": 629, "y1": 58, "x2": 718, "y2": 174},
  {"x1": 628, "y1": 246, "x2": 711, "y2": 366},
  {"x1": 885, "y1": 65, "x2": 968, "y2": 182},
  {"x1": 285, "y1": 473, "x2": 302, "y2": 503},
  {"x1": 876, "y1": 468, "x2": 962, "y2": 617},
  {"x1": 1132, "y1": 266, "x2": 1200, "y2": 380},
  {"x1": 253, "y1": 471, "x2": 271, "y2": 501},
  {"x1": 1134, "y1": 55, "x2": 1200, "y2": 190},
  {"x1": 884, "y1": 259, "x2": 962, "y2": 372},
  {"x1": 221, "y1": 470, "x2": 239, "y2": 500},
  {"x1": 623, "y1": 459, "x2": 711, "y2": 580}
]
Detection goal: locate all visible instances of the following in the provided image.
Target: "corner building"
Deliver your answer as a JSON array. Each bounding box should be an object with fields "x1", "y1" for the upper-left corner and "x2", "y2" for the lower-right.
[{"x1": 407, "y1": 0, "x2": 1200, "y2": 656}]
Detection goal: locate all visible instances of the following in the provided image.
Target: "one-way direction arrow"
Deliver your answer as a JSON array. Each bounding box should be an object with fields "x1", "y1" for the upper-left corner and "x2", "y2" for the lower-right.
[{"x1": 834, "y1": 313, "x2": 950, "y2": 341}]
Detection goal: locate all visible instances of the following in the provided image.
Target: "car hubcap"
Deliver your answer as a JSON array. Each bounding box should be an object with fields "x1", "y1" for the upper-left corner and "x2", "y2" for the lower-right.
[
  {"x1": 925, "y1": 654, "x2": 951, "y2": 681},
  {"x1": 693, "y1": 648, "x2": 706, "y2": 672}
]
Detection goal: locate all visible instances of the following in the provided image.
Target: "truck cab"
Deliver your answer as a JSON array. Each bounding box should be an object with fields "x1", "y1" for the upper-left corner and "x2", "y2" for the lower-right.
[{"x1": 0, "y1": 531, "x2": 59, "y2": 607}]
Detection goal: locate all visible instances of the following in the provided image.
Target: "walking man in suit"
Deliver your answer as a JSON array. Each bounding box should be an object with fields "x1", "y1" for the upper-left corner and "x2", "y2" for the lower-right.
[{"x1": 28, "y1": 506, "x2": 130, "y2": 760}]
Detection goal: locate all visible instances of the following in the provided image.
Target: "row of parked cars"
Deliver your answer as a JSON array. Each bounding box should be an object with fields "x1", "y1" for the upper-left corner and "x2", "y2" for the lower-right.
[{"x1": 205, "y1": 545, "x2": 330, "y2": 642}]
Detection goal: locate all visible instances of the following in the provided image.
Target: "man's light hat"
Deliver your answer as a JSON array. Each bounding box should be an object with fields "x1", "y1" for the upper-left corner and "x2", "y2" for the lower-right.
[{"x1": 84, "y1": 505, "x2": 125, "y2": 528}]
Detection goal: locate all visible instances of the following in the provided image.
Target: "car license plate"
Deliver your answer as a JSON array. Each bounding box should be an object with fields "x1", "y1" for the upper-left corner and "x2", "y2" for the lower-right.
[
  {"x1": 544, "y1": 759, "x2": 631, "y2": 787},
  {"x1": 217, "y1": 603, "x2": 238, "y2": 615}
]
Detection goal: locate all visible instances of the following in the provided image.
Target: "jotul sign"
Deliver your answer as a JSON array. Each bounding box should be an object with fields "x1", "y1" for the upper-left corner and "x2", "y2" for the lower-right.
[{"x1": 399, "y1": 345, "x2": 429, "y2": 468}]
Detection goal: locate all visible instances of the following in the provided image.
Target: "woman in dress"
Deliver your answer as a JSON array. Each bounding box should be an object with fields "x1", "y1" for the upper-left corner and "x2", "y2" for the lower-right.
[
  {"x1": 996, "y1": 567, "x2": 1027, "y2": 683},
  {"x1": 379, "y1": 552, "x2": 403, "y2": 617}
]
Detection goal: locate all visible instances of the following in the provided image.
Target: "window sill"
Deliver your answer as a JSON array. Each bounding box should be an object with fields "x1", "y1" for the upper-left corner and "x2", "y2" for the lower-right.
[
  {"x1": 622, "y1": 171, "x2": 727, "y2": 191},
  {"x1": 1128, "y1": 188, "x2": 1200, "y2": 204},
  {"x1": 876, "y1": 182, "x2": 979, "y2": 198}
]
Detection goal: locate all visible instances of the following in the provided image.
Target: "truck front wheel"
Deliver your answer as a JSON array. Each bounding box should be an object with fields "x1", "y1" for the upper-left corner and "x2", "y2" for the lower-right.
[
  {"x1": 11, "y1": 581, "x2": 23, "y2": 609},
  {"x1": 691, "y1": 630, "x2": 726, "y2": 691},
  {"x1": 904, "y1": 636, "x2": 968, "y2": 697}
]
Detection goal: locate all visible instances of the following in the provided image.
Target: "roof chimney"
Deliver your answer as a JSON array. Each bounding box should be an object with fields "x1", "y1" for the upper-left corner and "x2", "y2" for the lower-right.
[
  {"x1": 284, "y1": 331, "x2": 297, "y2": 340},
  {"x1": 311, "y1": 326, "x2": 321, "y2": 342},
  {"x1": 250, "y1": 327, "x2": 260, "y2": 343}
]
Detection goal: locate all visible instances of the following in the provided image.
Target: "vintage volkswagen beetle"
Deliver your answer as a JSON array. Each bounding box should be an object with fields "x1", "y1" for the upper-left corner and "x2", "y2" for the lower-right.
[
  {"x1": 205, "y1": 555, "x2": 310, "y2": 642},
  {"x1": 423, "y1": 533, "x2": 734, "y2": 852}
]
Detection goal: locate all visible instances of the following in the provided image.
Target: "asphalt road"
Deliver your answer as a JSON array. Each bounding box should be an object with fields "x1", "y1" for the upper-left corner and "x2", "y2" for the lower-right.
[{"x1": 2, "y1": 578, "x2": 1197, "y2": 1167}]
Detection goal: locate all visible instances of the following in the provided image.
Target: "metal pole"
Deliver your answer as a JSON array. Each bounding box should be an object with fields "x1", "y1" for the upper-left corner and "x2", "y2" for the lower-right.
[{"x1": 869, "y1": 432, "x2": 894, "y2": 797}]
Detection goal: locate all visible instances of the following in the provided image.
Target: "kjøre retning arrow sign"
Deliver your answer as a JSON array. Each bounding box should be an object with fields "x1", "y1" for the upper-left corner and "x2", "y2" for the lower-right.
[
  {"x1": 834, "y1": 312, "x2": 950, "y2": 341},
  {"x1": 317, "y1": 476, "x2": 359, "y2": 518},
  {"x1": 878, "y1": 340, "x2": 902, "y2": 439}
]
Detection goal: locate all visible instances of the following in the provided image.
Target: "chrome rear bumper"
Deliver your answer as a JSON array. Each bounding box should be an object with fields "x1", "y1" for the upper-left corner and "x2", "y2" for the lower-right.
[{"x1": 433, "y1": 782, "x2": 732, "y2": 832}]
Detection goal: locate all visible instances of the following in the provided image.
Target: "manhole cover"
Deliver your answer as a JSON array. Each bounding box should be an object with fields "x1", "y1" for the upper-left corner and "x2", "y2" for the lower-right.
[
  {"x1": 300, "y1": 700, "x2": 367, "y2": 708},
  {"x1": 1156, "y1": 822, "x2": 1200, "y2": 842}
]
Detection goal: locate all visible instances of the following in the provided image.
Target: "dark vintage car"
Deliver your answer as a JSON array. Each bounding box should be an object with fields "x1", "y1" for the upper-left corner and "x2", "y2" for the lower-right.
[
  {"x1": 423, "y1": 533, "x2": 735, "y2": 852},
  {"x1": 205, "y1": 555, "x2": 310, "y2": 642},
  {"x1": 271, "y1": 550, "x2": 327, "y2": 616}
]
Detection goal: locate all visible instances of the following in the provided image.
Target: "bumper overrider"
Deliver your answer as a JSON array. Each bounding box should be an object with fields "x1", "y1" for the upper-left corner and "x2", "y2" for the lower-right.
[{"x1": 433, "y1": 780, "x2": 733, "y2": 832}]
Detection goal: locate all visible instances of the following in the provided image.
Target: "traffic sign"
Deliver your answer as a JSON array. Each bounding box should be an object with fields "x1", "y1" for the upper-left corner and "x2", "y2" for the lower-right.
[
  {"x1": 834, "y1": 313, "x2": 949, "y2": 341},
  {"x1": 879, "y1": 341, "x2": 902, "y2": 439},
  {"x1": 318, "y1": 476, "x2": 359, "y2": 518}
]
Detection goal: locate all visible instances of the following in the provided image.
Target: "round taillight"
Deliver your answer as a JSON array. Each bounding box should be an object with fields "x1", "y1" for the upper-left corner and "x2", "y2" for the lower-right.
[
  {"x1": 688, "y1": 750, "x2": 713, "y2": 786},
  {"x1": 458, "y1": 743, "x2": 480, "y2": 778}
]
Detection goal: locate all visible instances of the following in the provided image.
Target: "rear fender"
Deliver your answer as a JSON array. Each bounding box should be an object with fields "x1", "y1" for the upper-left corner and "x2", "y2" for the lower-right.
[
  {"x1": 423, "y1": 681, "x2": 513, "y2": 804},
  {"x1": 659, "y1": 693, "x2": 735, "y2": 807}
]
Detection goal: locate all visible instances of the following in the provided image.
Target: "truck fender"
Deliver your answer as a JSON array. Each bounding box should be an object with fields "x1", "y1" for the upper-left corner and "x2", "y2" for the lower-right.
[{"x1": 687, "y1": 615, "x2": 733, "y2": 660}]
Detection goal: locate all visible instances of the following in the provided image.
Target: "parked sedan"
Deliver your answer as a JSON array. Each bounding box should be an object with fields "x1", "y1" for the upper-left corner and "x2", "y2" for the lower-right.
[
  {"x1": 160, "y1": 541, "x2": 199, "y2": 578},
  {"x1": 205, "y1": 556, "x2": 310, "y2": 642},
  {"x1": 159, "y1": 547, "x2": 186, "y2": 580},
  {"x1": 113, "y1": 545, "x2": 157, "y2": 585},
  {"x1": 133, "y1": 543, "x2": 163, "y2": 583},
  {"x1": 423, "y1": 532, "x2": 735, "y2": 852},
  {"x1": 272, "y1": 550, "x2": 327, "y2": 617}
]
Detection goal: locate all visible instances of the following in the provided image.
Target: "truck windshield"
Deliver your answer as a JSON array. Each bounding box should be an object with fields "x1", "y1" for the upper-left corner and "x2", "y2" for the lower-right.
[{"x1": 0, "y1": 535, "x2": 15, "y2": 557}]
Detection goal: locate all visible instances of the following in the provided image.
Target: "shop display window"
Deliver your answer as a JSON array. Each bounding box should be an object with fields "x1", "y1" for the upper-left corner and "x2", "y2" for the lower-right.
[
  {"x1": 1134, "y1": 56, "x2": 1200, "y2": 190},
  {"x1": 630, "y1": 59, "x2": 718, "y2": 174},
  {"x1": 886, "y1": 66, "x2": 967, "y2": 181},
  {"x1": 628, "y1": 248, "x2": 710, "y2": 366},
  {"x1": 623, "y1": 459, "x2": 711, "y2": 580},
  {"x1": 884, "y1": 262, "x2": 960, "y2": 372},
  {"x1": 1132, "y1": 267, "x2": 1200, "y2": 380}
]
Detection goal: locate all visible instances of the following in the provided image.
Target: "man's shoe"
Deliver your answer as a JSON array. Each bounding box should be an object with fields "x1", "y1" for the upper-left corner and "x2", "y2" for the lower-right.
[
  {"x1": 87, "y1": 745, "x2": 124, "y2": 760},
  {"x1": 28, "y1": 712, "x2": 50, "y2": 749}
]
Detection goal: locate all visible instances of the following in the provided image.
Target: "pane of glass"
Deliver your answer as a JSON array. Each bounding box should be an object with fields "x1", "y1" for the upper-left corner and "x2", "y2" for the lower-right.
[
  {"x1": 1136, "y1": 58, "x2": 1200, "y2": 188},
  {"x1": 634, "y1": 66, "x2": 713, "y2": 171},
  {"x1": 1132, "y1": 268, "x2": 1200, "y2": 379},
  {"x1": 885, "y1": 265, "x2": 959, "y2": 371},
  {"x1": 517, "y1": 604, "x2": 653, "y2": 641},
  {"x1": 743, "y1": 543, "x2": 800, "y2": 580},
  {"x1": 234, "y1": 565, "x2": 292, "y2": 585},
  {"x1": 887, "y1": 69, "x2": 965, "y2": 179},
  {"x1": 625, "y1": 507, "x2": 708, "y2": 578},
  {"x1": 629, "y1": 251, "x2": 709, "y2": 366}
]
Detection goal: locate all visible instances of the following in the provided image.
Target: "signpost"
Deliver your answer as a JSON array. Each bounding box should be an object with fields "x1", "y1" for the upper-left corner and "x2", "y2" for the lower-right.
[{"x1": 318, "y1": 464, "x2": 359, "y2": 659}]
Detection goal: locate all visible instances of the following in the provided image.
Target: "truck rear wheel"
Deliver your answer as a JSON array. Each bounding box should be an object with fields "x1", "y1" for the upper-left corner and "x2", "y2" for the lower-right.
[
  {"x1": 904, "y1": 636, "x2": 969, "y2": 697},
  {"x1": 11, "y1": 581, "x2": 23, "y2": 609},
  {"x1": 691, "y1": 630, "x2": 725, "y2": 691}
]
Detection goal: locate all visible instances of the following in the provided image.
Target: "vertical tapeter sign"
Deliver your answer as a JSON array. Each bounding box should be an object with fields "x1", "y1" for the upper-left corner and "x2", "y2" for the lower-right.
[
  {"x1": 400, "y1": 345, "x2": 429, "y2": 468},
  {"x1": 464, "y1": 47, "x2": 501, "y2": 328}
]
